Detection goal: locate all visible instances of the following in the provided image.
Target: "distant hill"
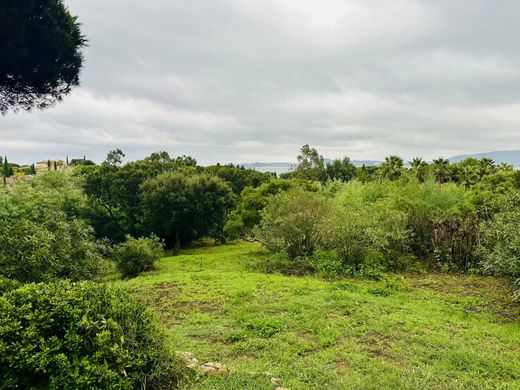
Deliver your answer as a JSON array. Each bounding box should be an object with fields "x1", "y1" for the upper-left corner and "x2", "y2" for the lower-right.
[{"x1": 448, "y1": 150, "x2": 520, "y2": 167}]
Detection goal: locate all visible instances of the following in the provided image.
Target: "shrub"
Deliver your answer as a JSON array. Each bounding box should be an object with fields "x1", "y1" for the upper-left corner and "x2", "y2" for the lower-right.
[
  {"x1": 433, "y1": 215, "x2": 480, "y2": 271},
  {"x1": 0, "y1": 212, "x2": 105, "y2": 283},
  {"x1": 255, "y1": 189, "x2": 329, "y2": 260},
  {"x1": 114, "y1": 235, "x2": 164, "y2": 279},
  {"x1": 0, "y1": 281, "x2": 189, "y2": 389},
  {"x1": 479, "y1": 208, "x2": 520, "y2": 281},
  {"x1": 323, "y1": 201, "x2": 379, "y2": 271}
]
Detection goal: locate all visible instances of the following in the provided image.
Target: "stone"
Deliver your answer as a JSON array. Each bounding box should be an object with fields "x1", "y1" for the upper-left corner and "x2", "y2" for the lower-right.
[
  {"x1": 270, "y1": 377, "x2": 281, "y2": 385},
  {"x1": 199, "y1": 365, "x2": 218, "y2": 373}
]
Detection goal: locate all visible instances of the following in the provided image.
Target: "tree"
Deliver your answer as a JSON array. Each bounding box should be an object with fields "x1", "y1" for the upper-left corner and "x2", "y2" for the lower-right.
[
  {"x1": 325, "y1": 157, "x2": 356, "y2": 182},
  {"x1": 140, "y1": 172, "x2": 234, "y2": 252},
  {"x1": 294, "y1": 144, "x2": 325, "y2": 182},
  {"x1": 409, "y1": 157, "x2": 429, "y2": 183},
  {"x1": 432, "y1": 158, "x2": 451, "y2": 184},
  {"x1": 104, "y1": 148, "x2": 125, "y2": 167},
  {"x1": 47, "y1": 159, "x2": 51, "y2": 171},
  {"x1": 224, "y1": 179, "x2": 319, "y2": 240},
  {"x1": 477, "y1": 158, "x2": 496, "y2": 179},
  {"x1": 497, "y1": 162, "x2": 513, "y2": 171},
  {"x1": 0, "y1": 0, "x2": 87, "y2": 114},
  {"x1": 205, "y1": 164, "x2": 272, "y2": 195},
  {"x1": 380, "y1": 155, "x2": 404, "y2": 181},
  {"x1": 458, "y1": 165, "x2": 479, "y2": 189}
]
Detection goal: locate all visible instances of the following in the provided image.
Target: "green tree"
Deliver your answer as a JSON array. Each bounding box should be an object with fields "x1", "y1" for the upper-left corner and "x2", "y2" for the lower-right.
[
  {"x1": 294, "y1": 144, "x2": 325, "y2": 182},
  {"x1": 0, "y1": 0, "x2": 87, "y2": 114},
  {"x1": 380, "y1": 155, "x2": 404, "y2": 181},
  {"x1": 409, "y1": 157, "x2": 429, "y2": 183},
  {"x1": 224, "y1": 179, "x2": 319, "y2": 240},
  {"x1": 140, "y1": 172, "x2": 234, "y2": 252},
  {"x1": 325, "y1": 157, "x2": 356, "y2": 182},
  {"x1": 458, "y1": 165, "x2": 479, "y2": 189},
  {"x1": 432, "y1": 158, "x2": 451, "y2": 184},
  {"x1": 477, "y1": 157, "x2": 496, "y2": 179},
  {"x1": 497, "y1": 162, "x2": 513, "y2": 171}
]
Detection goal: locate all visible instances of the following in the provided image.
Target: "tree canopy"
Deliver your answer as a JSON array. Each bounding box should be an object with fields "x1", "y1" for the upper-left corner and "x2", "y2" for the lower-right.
[{"x1": 0, "y1": 0, "x2": 86, "y2": 114}]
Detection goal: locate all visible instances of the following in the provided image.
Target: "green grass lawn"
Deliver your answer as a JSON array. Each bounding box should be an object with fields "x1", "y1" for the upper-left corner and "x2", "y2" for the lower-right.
[{"x1": 117, "y1": 242, "x2": 520, "y2": 389}]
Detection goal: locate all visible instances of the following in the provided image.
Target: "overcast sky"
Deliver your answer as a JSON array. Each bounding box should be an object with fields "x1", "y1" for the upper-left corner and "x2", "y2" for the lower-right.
[{"x1": 2, "y1": 0, "x2": 520, "y2": 164}]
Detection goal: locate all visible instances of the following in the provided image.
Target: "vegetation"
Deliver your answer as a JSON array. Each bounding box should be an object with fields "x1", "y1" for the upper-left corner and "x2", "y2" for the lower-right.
[
  {"x1": 114, "y1": 235, "x2": 165, "y2": 279},
  {"x1": 0, "y1": 0, "x2": 87, "y2": 114},
  {"x1": 1, "y1": 144, "x2": 519, "y2": 388},
  {"x1": 119, "y1": 243, "x2": 520, "y2": 389},
  {"x1": 0, "y1": 281, "x2": 189, "y2": 388}
]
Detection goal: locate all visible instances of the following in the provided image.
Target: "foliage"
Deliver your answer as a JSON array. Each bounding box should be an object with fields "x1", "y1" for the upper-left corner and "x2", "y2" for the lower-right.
[
  {"x1": 140, "y1": 171, "x2": 234, "y2": 250},
  {"x1": 114, "y1": 235, "x2": 164, "y2": 279},
  {"x1": 0, "y1": 0, "x2": 87, "y2": 114},
  {"x1": 325, "y1": 157, "x2": 356, "y2": 182},
  {"x1": 0, "y1": 281, "x2": 188, "y2": 388},
  {"x1": 205, "y1": 164, "x2": 273, "y2": 195},
  {"x1": 255, "y1": 189, "x2": 329, "y2": 261},
  {"x1": 479, "y1": 198, "x2": 520, "y2": 296},
  {"x1": 379, "y1": 155, "x2": 404, "y2": 181},
  {"x1": 224, "y1": 179, "x2": 319, "y2": 240},
  {"x1": 294, "y1": 144, "x2": 325, "y2": 182},
  {"x1": 0, "y1": 211, "x2": 105, "y2": 283}
]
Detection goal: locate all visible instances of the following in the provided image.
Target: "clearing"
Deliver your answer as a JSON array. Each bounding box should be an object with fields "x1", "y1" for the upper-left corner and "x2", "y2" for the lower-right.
[{"x1": 117, "y1": 242, "x2": 520, "y2": 389}]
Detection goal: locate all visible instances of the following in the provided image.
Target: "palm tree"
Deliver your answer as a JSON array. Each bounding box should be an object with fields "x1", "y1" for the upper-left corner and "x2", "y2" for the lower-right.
[
  {"x1": 458, "y1": 165, "x2": 478, "y2": 189},
  {"x1": 432, "y1": 157, "x2": 451, "y2": 184},
  {"x1": 380, "y1": 155, "x2": 404, "y2": 181},
  {"x1": 477, "y1": 158, "x2": 496, "y2": 178},
  {"x1": 409, "y1": 157, "x2": 429, "y2": 183},
  {"x1": 497, "y1": 162, "x2": 513, "y2": 171}
]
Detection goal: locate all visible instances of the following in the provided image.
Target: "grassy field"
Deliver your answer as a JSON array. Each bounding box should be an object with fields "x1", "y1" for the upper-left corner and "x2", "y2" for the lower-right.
[{"x1": 117, "y1": 242, "x2": 520, "y2": 389}]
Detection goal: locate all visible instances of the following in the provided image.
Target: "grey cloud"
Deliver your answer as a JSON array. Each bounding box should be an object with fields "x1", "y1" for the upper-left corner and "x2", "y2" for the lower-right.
[{"x1": 1, "y1": 0, "x2": 520, "y2": 164}]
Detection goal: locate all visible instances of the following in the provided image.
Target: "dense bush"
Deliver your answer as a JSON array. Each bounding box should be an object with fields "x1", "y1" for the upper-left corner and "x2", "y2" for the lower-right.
[
  {"x1": 0, "y1": 211, "x2": 105, "y2": 283},
  {"x1": 224, "y1": 179, "x2": 319, "y2": 240},
  {"x1": 479, "y1": 204, "x2": 520, "y2": 296},
  {"x1": 255, "y1": 189, "x2": 329, "y2": 261},
  {"x1": 0, "y1": 281, "x2": 188, "y2": 389},
  {"x1": 114, "y1": 235, "x2": 164, "y2": 279}
]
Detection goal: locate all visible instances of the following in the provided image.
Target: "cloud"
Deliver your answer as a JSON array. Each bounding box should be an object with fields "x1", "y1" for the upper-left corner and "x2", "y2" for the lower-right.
[{"x1": 1, "y1": 0, "x2": 520, "y2": 164}]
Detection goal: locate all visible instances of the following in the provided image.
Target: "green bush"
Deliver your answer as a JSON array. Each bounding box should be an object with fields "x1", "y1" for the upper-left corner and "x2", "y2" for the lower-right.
[
  {"x1": 0, "y1": 281, "x2": 189, "y2": 389},
  {"x1": 114, "y1": 235, "x2": 164, "y2": 279},
  {"x1": 0, "y1": 212, "x2": 105, "y2": 283},
  {"x1": 479, "y1": 207, "x2": 520, "y2": 294},
  {"x1": 255, "y1": 189, "x2": 329, "y2": 260}
]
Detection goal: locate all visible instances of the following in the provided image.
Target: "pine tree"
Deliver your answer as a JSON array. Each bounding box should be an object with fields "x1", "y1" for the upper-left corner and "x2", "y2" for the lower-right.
[
  {"x1": 66, "y1": 156, "x2": 69, "y2": 165},
  {"x1": 54, "y1": 161, "x2": 57, "y2": 171}
]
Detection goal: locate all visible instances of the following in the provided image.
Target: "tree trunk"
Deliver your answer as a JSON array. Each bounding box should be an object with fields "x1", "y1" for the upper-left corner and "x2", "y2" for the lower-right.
[{"x1": 173, "y1": 231, "x2": 181, "y2": 255}]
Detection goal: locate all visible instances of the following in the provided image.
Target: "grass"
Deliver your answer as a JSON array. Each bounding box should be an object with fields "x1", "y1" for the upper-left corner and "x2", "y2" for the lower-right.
[{"x1": 116, "y1": 242, "x2": 520, "y2": 389}]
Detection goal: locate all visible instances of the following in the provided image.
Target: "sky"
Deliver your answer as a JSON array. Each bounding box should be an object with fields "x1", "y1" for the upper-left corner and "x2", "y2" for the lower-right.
[{"x1": 2, "y1": 0, "x2": 520, "y2": 165}]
